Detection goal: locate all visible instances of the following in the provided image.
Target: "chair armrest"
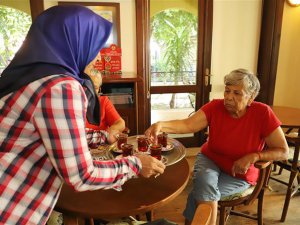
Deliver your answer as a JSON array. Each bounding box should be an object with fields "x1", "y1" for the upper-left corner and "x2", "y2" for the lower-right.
[
  {"x1": 245, "y1": 160, "x2": 272, "y2": 205},
  {"x1": 254, "y1": 161, "x2": 272, "y2": 169}
]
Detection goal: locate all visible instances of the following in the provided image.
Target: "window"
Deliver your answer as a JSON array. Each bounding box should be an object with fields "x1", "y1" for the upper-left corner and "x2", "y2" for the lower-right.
[{"x1": 0, "y1": 6, "x2": 31, "y2": 73}]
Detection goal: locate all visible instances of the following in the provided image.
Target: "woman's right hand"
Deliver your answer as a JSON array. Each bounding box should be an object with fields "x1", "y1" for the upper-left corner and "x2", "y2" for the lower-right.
[
  {"x1": 135, "y1": 153, "x2": 166, "y2": 178},
  {"x1": 144, "y1": 122, "x2": 162, "y2": 143}
]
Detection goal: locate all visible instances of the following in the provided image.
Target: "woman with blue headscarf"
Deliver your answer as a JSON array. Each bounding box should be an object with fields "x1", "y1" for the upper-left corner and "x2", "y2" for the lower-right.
[{"x1": 0, "y1": 5, "x2": 165, "y2": 225}]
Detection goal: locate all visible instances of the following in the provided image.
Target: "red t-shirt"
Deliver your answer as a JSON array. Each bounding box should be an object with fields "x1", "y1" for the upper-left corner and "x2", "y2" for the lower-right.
[
  {"x1": 201, "y1": 99, "x2": 281, "y2": 185},
  {"x1": 86, "y1": 96, "x2": 121, "y2": 130}
]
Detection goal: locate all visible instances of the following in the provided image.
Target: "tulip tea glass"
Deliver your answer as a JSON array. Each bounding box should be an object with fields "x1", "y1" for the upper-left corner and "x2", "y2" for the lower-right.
[
  {"x1": 149, "y1": 143, "x2": 162, "y2": 160},
  {"x1": 157, "y1": 132, "x2": 168, "y2": 147},
  {"x1": 117, "y1": 133, "x2": 128, "y2": 150},
  {"x1": 136, "y1": 135, "x2": 149, "y2": 152},
  {"x1": 121, "y1": 143, "x2": 134, "y2": 157}
]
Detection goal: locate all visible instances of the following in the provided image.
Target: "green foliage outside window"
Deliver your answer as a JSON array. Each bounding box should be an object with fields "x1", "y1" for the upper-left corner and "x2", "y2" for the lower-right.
[
  {"x1": 150, "y1": 9, "x2": 197, "y2": 109},
  {"x1": 151, "y1": 9, "x2": 197, "y2": 85},
  {"x1": 0, "y1": 6, "x2": 31, "y2": 72}
]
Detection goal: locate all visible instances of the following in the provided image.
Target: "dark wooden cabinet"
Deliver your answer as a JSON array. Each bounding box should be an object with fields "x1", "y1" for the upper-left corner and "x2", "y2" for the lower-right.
[{"x1": 101, "y1": 73, "x2": 140, "y2": 135}]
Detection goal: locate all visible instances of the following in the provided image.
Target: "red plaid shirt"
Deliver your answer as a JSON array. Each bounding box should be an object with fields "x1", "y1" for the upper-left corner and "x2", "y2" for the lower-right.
[{"x1": 0, "y1": 75, "x2": 141, "y2": 225}]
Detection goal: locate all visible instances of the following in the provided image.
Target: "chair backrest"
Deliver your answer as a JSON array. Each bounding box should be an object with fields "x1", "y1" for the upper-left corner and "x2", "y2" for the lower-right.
[{"x1": 191, "y1": 204, "x2": 212, "y2": 225}]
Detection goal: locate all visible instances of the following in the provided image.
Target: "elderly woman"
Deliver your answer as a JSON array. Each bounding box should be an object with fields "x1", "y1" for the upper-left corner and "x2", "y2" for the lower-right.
[{"x1": 145, "y1": 68, "x2": 289, "y2": 225}]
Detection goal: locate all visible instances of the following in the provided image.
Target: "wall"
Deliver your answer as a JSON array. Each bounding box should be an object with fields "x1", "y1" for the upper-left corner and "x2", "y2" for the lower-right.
[
  {"x1": 274, "y1": 3, "x2": 300, "y2": 108},
  {"x1": 1, "y1": 0, "x2": 31, "y2": 15},
  {"x1": 44, "y1": 0, "x2": 137, "y2": 74},
  {"x1": 210, "y1": 0, "x2": 262, "y2": 100},
  {"x1": 150, "y1": 0, "x2": 197, "y2": 17}
]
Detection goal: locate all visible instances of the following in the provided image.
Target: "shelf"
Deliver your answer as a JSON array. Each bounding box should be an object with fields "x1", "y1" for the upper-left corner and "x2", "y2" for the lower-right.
[
  {"x1": 102, "y1": 72, "x2": 141, "y2": 83},
  {"x1": 114, "y1": 104, "x2": 135, "y2": 109},
  {"x1": 101, "y1": 74, "x2": 138, "y2": 135}
]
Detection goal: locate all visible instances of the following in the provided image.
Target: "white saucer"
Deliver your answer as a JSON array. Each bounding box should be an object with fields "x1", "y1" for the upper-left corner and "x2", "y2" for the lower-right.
[{"x1": 162, "y1": 143, "x2": 174, "y2": 152}]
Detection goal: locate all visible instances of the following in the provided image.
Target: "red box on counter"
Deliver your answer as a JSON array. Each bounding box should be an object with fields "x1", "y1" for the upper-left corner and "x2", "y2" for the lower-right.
[{"x1": 94, "y1": 44, "x2": 122, "y2": 74}]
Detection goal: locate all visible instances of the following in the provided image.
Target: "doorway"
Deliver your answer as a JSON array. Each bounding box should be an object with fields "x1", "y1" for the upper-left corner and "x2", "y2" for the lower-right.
[{"x1": 136, "y1": 0, "x2": 213, "y2": 147}]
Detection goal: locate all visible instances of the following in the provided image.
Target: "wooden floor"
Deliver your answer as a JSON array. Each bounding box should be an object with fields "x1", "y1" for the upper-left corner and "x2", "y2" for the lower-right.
[{"x1": 152, "y1": 148, "x2": 300, "y2": 225}]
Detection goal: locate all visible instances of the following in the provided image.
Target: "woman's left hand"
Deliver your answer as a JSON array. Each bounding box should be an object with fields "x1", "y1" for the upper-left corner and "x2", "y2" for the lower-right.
[{"x1": 231, "y1": 153, "x2": 257, "y2": 176}]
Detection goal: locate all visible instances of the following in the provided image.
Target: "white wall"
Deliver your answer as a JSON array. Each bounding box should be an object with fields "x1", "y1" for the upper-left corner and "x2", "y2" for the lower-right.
[
  {"x1": 274, "y1": 3, "x2": 300, "y2": 108},
  {"x1": 210, "y1": 0, "x2": 262, "y2": 100},
  {"x1": 44, "y1": 0, "x2": 137, "y2": 74},
  {"x1": 1, "y1": 0, "x2": 31, "y2": 15}
]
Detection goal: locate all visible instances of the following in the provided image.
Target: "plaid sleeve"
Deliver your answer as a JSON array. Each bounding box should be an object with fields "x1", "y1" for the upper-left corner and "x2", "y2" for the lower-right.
[{"x1": 33, "y1": 79, "x2": 141, "y2": 191}]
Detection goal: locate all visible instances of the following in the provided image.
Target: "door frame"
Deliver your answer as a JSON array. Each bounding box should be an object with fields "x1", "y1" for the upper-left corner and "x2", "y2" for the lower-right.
[
  {"x1": 136, "y1": 0, "x2": 284, "y2": 142},
  {"x1": 136, "y1": 0, "x2": 213, "y2": 147},
  {"x1": 30, "y1": 0, "x2": 44, "y2": 21},
  {"x1": 256, "y1": 0, "x2": 284, "y2": 105}
]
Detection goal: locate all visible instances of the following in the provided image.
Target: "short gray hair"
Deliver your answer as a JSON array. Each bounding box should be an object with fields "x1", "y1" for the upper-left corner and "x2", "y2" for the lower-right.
[{"x1": 224, "y1": 68, "x2": 260, "y2": 99}]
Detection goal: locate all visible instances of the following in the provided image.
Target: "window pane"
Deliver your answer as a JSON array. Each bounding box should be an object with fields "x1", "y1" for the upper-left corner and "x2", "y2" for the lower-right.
[
  {"x1": 151, "y1": 93, "x2": 195, "y2": 138},
  {"x1": 0, "y1": 6, "x2": 31, "y2": 73},
  {"x1": 150, "y1": 7, "x2": 198, "y2": 86}
]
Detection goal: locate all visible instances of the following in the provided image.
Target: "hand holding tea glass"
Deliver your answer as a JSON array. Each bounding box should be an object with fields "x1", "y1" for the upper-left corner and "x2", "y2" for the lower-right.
[{"x1": 134, "y1": 153, "x2": 166, "y2": 178}]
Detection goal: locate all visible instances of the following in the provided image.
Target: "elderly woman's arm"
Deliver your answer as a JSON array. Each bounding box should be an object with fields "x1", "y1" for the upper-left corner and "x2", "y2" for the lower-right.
[
  {"x1": 260, "y1": 127, "x2": 289, "y2": 161},
  {"x1": 232, "y1": 127, "x2": 289, "y2": 176},
  {"x1": 145, "y1": 109, "x2": 208, "y2": 141}
]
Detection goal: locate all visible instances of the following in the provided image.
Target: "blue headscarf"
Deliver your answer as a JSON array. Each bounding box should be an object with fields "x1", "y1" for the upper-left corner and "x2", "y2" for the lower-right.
[{"x1": 0, "y1": 5, "x2": 112, "y2": 125}]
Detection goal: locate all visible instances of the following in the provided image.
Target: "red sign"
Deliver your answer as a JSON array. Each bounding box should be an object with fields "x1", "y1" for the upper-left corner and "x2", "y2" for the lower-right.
[{"x1": 94, "y1": 44, "x2": 122, "y2": 74}]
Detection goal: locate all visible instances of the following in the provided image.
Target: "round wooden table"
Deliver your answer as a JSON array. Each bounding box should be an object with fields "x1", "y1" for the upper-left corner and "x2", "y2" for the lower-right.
[
  {"x1": 271, "y1": 106, "x2": 300, "y2": 128},
  {"x1": 55, "y1": 158, "x2": 190, "y2": 225}
]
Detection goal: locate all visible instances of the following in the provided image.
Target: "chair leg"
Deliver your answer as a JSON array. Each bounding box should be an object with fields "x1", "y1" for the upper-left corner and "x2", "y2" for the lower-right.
[
  {"x1": 135, "y1": 215, "x2": 141, "y2": 221},
  {"x1": 281, "y1": 143, "x2": 300, "y2": 222},
  {"x1": 219, "y1": 206, "x2": 226, "y2": 225},
  {"x1": 278, "y1": 167, "x2": 284, "y2": 175},
  {"x1": 281, "y1": 170, "x2": 298, "y2": 222},
  {"x1": 257, "y1": 191, "x2": 264, "y2": 225},
  {"x1": 272, "y1": 164, "x2": 277, "y2": 172},
  {"x1": 146, "y1": 211, "x2": 153, "y2": 221},
  {"x1": 89, "y1": 218, "x2": 95, "y2": 225}
]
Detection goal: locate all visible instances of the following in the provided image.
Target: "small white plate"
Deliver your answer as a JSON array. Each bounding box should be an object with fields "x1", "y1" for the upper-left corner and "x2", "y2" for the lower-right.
[{"x1": 162, "y1": 143, "x2": 174, "y2": 152}]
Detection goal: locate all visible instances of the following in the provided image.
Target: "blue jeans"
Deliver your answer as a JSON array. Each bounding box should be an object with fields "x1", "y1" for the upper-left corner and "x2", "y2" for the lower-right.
[{"x1": 183, "y1": 153, "x2": 251, "y2": 222}]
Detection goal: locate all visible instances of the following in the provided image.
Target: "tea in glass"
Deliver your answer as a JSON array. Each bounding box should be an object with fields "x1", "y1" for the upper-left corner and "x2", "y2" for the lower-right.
[
  {"x1": 117, "y1": 133, "x2": 128, "y2": 149},
  {"x1": 121, "y1": 143, "x2": 134, "y2": 157},
  {"x1": 137, "y1": 135, "x2": 149, "y2": 152},
  {"x1": 157, "y1": 132, "x2": 168, "y2": 147},
  {"x1": 149, "y1": 143, "x2": 162, "y2": 160}
]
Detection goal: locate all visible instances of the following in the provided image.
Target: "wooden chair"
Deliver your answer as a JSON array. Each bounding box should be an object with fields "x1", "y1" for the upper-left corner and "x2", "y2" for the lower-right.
[
  {"x1": 191, "y1": 204, "x2": 212, "y2": 225},
  {"x1": 270, "y1": 129, "x2": 300, "y2": 222},
  {"x1": 218, "y1": 160, "x2": 272, "y2": 225}
]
